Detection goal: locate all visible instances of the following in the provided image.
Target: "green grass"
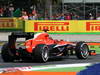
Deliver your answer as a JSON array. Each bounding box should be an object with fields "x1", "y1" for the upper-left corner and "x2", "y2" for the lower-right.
[
  {"x1": 34, "y1": 67, "x2": 86, "y2": 72},
  {"x1": 89, "y1": 45, "x2": 100, "y2": 54}
]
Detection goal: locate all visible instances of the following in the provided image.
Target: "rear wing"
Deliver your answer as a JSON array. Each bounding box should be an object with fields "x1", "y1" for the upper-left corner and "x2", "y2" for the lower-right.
[{"x1": 8, "y1": 32, "x2": 34, "y2": 48}]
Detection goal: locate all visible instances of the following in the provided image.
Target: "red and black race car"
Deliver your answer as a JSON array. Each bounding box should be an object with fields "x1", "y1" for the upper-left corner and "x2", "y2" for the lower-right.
[{"x1": 1, "y1": 30, "x2": 92, "y2": 62}]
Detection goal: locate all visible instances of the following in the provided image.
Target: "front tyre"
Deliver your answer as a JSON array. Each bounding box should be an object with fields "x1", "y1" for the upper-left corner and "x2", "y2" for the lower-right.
[
  {"x1": 75, "y1": 42, "x2": 89, "y2": 59},
  {"x1": 33, "y1": 44, "x2": 49, "y2": 62}
]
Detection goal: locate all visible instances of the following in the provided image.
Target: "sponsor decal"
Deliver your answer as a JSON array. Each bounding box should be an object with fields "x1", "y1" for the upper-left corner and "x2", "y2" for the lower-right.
[
  {"x1": 0, "y1": 66, "x2": 33, "y2": 73},
  {"x1": 34, "y1": 22, "x2": 69, "y2": 31},
  {"x1": 86, "y1": 22, "x2": 100, "y2": 31},
  {"x1": 0, "y1": 18, "x2": 15, "y2": 28}
]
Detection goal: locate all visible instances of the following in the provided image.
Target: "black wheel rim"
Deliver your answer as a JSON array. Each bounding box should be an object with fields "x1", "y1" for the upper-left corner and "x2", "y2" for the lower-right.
[
  {"x1": 42, "y1": 46, "x2": 48, "y2": 62},
  {"x1": 80, "y1": 44, "x2": 89, "y2": 58}
]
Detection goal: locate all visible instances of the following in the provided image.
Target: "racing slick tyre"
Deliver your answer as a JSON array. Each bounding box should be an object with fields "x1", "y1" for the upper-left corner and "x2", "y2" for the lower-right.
[
  {"x1": 33, "y1": 44, "x2": 49, "y2": 63},
  {"x1": 75, "y1": 42, "x2": 89, "y2": 59},
  {"x1": 1, "y1": 43, "x2": 15, "y2": 62}
]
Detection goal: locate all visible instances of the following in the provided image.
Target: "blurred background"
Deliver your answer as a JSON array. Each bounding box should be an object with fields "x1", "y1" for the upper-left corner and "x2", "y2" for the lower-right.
[{"x1": 0, "y1": 0, "x2": 100, "y2": 20}]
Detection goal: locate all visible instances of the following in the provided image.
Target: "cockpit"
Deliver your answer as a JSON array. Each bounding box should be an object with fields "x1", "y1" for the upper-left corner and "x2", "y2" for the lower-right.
[{"x1": 33, "y1": 32, "x2": 50, "y2": 40}]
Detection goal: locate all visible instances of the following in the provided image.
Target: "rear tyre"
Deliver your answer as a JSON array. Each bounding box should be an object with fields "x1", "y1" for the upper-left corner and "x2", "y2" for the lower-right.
[
  {"x1": 75, "y1": 42, "x2": 89, "y2": 59},
  {"x1": 1, "y1": 43, "x2": 15, "y2": 62},
  {"x1": 33, "y1": 44, "x2": 49, "y2": 62}
]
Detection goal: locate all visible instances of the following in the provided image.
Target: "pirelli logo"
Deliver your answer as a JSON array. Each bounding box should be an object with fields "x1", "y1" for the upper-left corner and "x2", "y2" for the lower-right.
[
  {"x1": 0, "y1": 19, "x2": 15, "y2": 28},
  {"x1": 86, "y1": 22, "x2": 100, "y2": 31},
  {"x1": 34, "y1": 22, "x2": 69, "y2": 31}
]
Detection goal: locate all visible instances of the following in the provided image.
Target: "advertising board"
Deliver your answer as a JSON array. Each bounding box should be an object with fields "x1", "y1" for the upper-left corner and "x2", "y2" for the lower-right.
[
  {"x1": 0, "y1": 18, "x2": 24, "y2": 31},
  {"x1": 25, "y1": 20, "x2": 100, "y2": 34}
]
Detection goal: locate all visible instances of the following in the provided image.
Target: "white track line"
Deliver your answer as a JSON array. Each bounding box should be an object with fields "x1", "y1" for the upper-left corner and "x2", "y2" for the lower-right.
[
  {"x1": 23, "y1": 63, "x2": 91, "y2": 71},
  {"x1": 0, "y1": 63, "x2": 92, "y2": 72}
]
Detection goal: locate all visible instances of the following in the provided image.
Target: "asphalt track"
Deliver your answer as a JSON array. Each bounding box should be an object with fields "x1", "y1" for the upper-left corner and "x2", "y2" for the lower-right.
[{"x1": 0, "y1": 46, "x2": 100, "y2": 68}]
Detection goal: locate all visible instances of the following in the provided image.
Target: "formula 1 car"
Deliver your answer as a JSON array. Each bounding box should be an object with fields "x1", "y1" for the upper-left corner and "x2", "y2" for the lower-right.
[{"x1": 1, "y1": 30, "x2": 90, "y2": 62}]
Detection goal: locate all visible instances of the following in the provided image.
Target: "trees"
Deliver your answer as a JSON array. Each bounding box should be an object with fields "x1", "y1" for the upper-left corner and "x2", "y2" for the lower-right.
[{"x1": 36, "y1": 0, "x2": 62, "y2": 19}]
